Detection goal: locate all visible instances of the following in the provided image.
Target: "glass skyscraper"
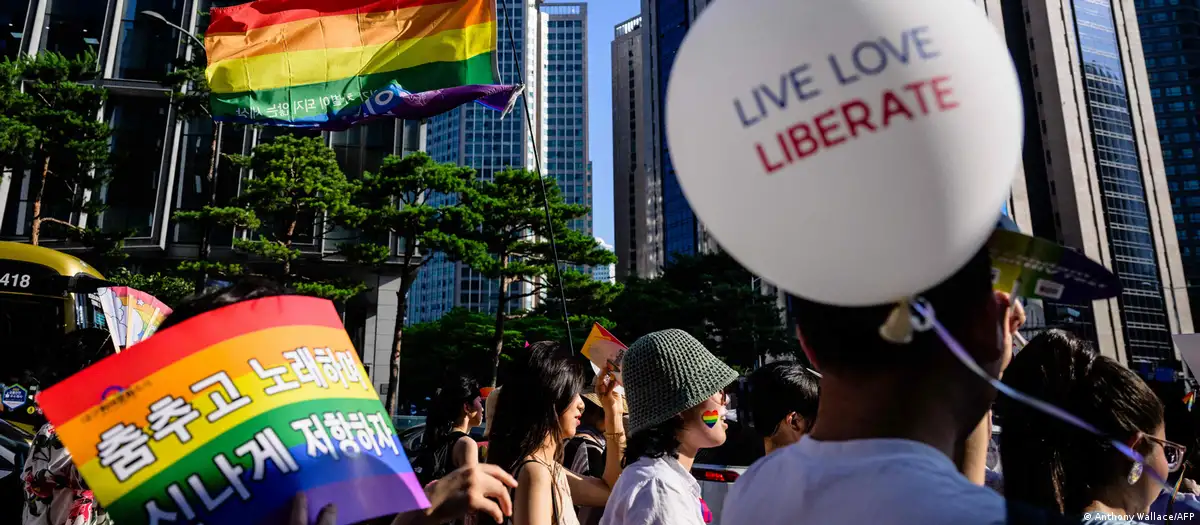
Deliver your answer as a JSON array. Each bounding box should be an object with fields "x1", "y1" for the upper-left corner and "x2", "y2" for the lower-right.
[
  {"x1": 408, "y1": 0, "x2": 590, "y2": 324},
  {"x1": 1135, "y1": 0, "x2": 1200, "y2": 325},
  {"x1": 1001, "y1": 0, "x2": 1193, "y2": 370},
  {"x1": 641, "y1": 0, "x2": 714, "y2": 261}
]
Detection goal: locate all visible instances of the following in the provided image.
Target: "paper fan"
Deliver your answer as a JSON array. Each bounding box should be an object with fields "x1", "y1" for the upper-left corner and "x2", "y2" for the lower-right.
[{"x1": 96, "y1": 286, "x2": 173, "y2": 351}]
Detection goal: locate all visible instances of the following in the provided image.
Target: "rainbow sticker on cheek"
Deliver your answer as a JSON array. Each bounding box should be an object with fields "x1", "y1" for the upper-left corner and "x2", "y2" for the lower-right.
[{"x1": 702, "y1": 410, "x2": 720, "y2": 428}]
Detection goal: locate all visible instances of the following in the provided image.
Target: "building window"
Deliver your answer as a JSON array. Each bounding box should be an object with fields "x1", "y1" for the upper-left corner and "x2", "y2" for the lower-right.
[
  {"x1": 42, "y1": 0, "x2": 106, "y2": 59},
  {"x1": 102, "y1": 94, "x2": 171, "y2": 237},
  {"x1": 0, "y1": 0, "x2": 29, "y2": 59},
  {"x1": 114, "y1": 0, "x2": 186, "y2": 81}
]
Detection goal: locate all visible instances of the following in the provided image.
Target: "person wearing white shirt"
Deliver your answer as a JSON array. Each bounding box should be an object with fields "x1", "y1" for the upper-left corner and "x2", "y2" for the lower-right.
[
  {"x1": 601, "y1": 329, "x2": 739, "y2": 525},
  {"x1": 722, "y1": 249, "x2": 1030, "y2": 525}
]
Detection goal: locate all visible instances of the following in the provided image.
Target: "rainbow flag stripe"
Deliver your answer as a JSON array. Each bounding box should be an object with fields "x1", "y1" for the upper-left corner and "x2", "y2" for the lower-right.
[
  {"x1": 205, "y1": 0, "x2": 510, "y2": 127},
  {"x1": 38, "y1": 296, "x2": 428, "y2": 525}
]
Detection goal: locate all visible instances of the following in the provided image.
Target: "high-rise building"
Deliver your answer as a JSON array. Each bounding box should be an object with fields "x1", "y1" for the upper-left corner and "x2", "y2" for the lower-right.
[
  {"x1": 640, "y1": 0, "x2": 716, "y2": 261},
  {"x1": 0, "y1": 0, "x2": 427, "y2": 397},
  {"x1": 409, "y1": 0, "x2": 544, "y2": 325},
  {"x1": 999, "y1": 0, "x2": 1194, "y2": 372},
  {"x1": 1134, "y1": 0, "x2": 1200, "y2": 323},
  {"x1": 611, "y1": 15, "x2": 660, "y2": 280},
  {"x1": 542, "y1": 2, "x2": 591, "y2": 236},
  {"x1": 409, "y1": 0, "x2": 591, "y2": 324},
  {"x1": 592, "y1": 238, "x2": 616, "y2": 284}
]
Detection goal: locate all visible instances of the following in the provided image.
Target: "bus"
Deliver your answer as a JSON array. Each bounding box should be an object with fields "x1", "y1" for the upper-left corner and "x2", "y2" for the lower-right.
[{"x1": 0, "y1": 241, "x2": 109, "y2": 433}]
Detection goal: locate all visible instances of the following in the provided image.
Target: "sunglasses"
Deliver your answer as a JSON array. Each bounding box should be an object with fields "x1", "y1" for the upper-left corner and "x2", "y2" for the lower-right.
[{"x1": 1135, "y1": 432, "x2": 1189, "y2": 473}]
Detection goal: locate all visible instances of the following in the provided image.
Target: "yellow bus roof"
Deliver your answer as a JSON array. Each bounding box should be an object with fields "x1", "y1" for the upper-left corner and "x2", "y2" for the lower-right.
[{"x1": 0, "y1": 241, "x2": 104, "y2": 279}]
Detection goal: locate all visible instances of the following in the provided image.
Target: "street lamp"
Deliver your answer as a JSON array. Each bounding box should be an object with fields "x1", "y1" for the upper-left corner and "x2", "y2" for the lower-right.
[
  {"x1": 139, "y1": 9, "x2": 224, "y2": 290},
  {"x1": 139, "y1": 10, "x2": 204, "y2": 49}
]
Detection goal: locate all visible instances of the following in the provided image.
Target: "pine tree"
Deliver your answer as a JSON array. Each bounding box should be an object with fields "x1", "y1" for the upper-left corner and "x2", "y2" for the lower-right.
[
  {"x1": 336, "y1": 152, "x2": 483, "y2": 414},
  {"x1": 459, "y1": 169, "x2": 616, "y2": 385},
  {"x1": 0, "y1": 52, "x2": 112, "y2": 246}
]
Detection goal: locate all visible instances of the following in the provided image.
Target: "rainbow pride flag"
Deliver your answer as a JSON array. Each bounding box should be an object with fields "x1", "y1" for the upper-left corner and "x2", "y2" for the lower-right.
[
  {"x1": 205, "y1": 0, "x2": 522, "y2": 128},
  {"x1": 38, "y1": 296, "x2": 427, "y2": 524}
]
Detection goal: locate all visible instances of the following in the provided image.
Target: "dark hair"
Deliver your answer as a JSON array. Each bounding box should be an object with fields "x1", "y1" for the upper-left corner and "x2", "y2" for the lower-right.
[
  {"x1": 487, "y1": 341, "x2": 585, "y2": 474},
  {"x1": 998, "y1": 329, "x2": 1164, "y2": 514},
  {"x1": 624, "y1": 416, "x2": 684, "y2": 467},
  {"x1": 421, "y1": 375, "x2": 481, "y2": 451},
  {"x1": 158, "y1": 277, "x2": 288, "y2": 331},
  {"x1": 747, "y1": 362, "x2": 820, "y2": 438},
  {"x1": 789, "y1": 248, "x2": 995, "y2": 374}
]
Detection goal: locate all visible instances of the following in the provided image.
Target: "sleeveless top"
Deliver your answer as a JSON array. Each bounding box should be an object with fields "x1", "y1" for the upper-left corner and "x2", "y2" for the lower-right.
[
  {"x1": 414, "y1": 430, "x2": 470, "y2": 486},
  {"x1": 509, "y1": 459, "x2": 581, "y2": 525}
]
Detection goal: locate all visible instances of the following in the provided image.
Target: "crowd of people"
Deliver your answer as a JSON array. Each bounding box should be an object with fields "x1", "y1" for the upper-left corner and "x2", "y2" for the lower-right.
[{"x1": 17, "y1": 244, "x2": 1200, "y2": 525}]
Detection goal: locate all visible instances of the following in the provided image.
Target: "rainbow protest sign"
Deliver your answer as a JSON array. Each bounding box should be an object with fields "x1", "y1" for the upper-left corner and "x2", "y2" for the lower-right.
[
  {"x1": 38, "y1": 296, "x2": 428, "y2": 525},
  {"x1": 205, "y1": 0, "x2": 522, "y2": 128},
  {"x1": 580, "y1": 324, "x2": 627, "y2": 384}
]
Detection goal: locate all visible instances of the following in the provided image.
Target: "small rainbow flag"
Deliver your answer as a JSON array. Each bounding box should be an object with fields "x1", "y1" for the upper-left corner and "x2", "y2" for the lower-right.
[
  {"x1": 1185, "y1": 391, "x2": 1195, "y2": 412},
  {"x1": 38, "y1": 296, "x2": 427, "y2": 524},
  {"x1": 205, "y1": 0, "x2": 521, "y2": 128}
]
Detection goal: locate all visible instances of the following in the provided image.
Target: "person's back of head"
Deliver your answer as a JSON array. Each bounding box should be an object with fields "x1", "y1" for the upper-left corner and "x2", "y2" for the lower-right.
[
  {"x1": 748, "y1": 361, "x2": 819, "y2": 452},
  {"x1": 486, "y1": 341, "x2": 584, "y2": 474},
  {"x1": 790, "y1": 248, "x2": 1003, "y2": 426},
  {"x1": 998, "y1": 329, "x2": 1164, "y2": 515},
  {"x1": 422, "y1": 375, "x2": 482, "y2": 450},
  {"x1": 158, "y1": 277, "x2": 288, "y2": 331}
]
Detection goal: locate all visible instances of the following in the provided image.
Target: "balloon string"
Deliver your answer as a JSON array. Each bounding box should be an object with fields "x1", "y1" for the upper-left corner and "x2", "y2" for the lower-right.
[{"x1": 908, "y1": 299, "x2": 1197, "y2": 510}]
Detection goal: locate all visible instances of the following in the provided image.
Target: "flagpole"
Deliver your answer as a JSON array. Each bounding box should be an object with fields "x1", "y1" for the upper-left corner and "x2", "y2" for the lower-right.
[{"x1": 497, "y1": 0, "x2": 576, "y2": 353}]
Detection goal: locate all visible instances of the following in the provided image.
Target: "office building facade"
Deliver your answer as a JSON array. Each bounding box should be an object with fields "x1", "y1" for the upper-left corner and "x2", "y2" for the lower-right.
[
  {"x1": 1134, "y1": 0, "x2": 1200, "y2": 323},
  {"x1": 409, "y1": 0, "x2": 592, "y2": 324},
  {"x1": 640, "y1": 0, "x2": 715, "y2": 262},
  {"x1": 611, "y1": 15, "x2": 661, "y2": 280},
  {"x1": 998, "y1": 0, "x2": 1194, "y2": 372},
  {"x1": 542, "y1": 2, "x2": 591, "y2": 236},
  {"x1": 0, "y1": 0, "x2": 430, "y2": 397}
]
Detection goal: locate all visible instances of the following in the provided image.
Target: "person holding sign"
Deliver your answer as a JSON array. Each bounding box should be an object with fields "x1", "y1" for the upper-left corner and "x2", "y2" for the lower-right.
[
  {"x1": 36, "y1": 278, "x2": 522, "y2": 525},
  {"x1": 488, "y1": 342, "x2": 626, "y2": 525},
  {"x1": 600, "y1": 329, "x2": 738, "y2": 525}
]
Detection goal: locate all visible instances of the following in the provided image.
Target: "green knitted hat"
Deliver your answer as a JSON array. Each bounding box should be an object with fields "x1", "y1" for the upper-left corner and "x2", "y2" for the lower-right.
[{"x1": 624, "y1": 329, "x2": 738, "y2": 435}]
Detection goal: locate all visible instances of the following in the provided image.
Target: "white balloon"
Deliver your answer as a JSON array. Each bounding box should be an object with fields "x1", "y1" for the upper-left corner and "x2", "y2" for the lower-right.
[{"x1": 666, "y1": 0, "x2": 1023, "y2": 307}]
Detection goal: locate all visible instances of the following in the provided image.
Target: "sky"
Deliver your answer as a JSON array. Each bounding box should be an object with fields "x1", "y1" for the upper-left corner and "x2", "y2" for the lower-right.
[{"x1": 583, "y1": 0, "x2": 640, "y2": 246}]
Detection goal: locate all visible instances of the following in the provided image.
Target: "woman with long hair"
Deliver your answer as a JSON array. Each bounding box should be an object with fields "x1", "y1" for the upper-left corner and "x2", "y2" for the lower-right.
[
  {"x1": 999, "y1": 329, "x2": 1182, "y2": 523},
  {"x1": 600, "y1": 329, "x2": 738, "y2": 525},
  {"x1": 414, "y1": 375, "x2": 484, "y2": 486},
  {"x1": 488, "y1": 342, "x2": 625, "y2": 525}
]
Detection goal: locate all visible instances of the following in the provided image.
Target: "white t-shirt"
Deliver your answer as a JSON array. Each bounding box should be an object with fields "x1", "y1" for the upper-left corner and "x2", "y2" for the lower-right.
[
  {"x1": 600, "y1": 456, "x2": 706, "y2": 525},
  {"x1": 721, "y1": 436, "x2": 1006, "y2": 525}
]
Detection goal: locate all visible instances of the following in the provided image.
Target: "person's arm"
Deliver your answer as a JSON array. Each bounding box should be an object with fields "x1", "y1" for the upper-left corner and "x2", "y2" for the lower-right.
[
  {"x1": 392, "y1": 464, "x2": 517, "y2": 525},
  {"x1": 452, "y1": 436, "x2": 480, "y2": 470},
  {"x1": 957, "y1": 412, "x2": 991, "y2": 485},
  {"x1": 511, "y1": 462, "x2": 555, "y2": 525},
  {"x1": 567, "y1": 373, "x2": 626, "y2": 507}
]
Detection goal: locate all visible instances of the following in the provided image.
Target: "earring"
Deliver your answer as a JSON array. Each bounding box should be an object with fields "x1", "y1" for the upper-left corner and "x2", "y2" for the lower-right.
[{"x1": 1128, "y1": 462, "x2": 1143, "y2": 485}]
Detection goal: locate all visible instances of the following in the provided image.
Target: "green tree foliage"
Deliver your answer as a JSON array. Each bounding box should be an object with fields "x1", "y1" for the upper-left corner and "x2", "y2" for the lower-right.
[
  {"x1": 397, "y1": 308, "x2": 611, "y2": 408},
  {"x1": 458, "y1": 169, "x2": 616, "y2": 385},
  {"x1": 335, "y1": 152, "x2": 481, "y2": 415},
  {"x1": 164, "y1": 32, "x2": 232, "y2": 292},
  {"x1": 0, "y1": 52, "x2": 113, "y2": 246},
  {"x1": 608, "y1": 252, "x2": 801, "y2": 370},
  {"x1": 105, "y1": 267, "x2": 196, "y2": 306},
  {"x1": 207, "y1": 135, "x2": 361, "y2": 301},
  {"x1": 532, "y1": 269, "x2": 623, "y2": 340}
]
